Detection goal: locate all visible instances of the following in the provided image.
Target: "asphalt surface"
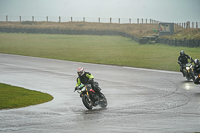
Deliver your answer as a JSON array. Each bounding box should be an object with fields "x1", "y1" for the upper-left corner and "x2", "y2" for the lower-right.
[{"x1": 0, "y1": 53, "x2": 200, "y2": 133}]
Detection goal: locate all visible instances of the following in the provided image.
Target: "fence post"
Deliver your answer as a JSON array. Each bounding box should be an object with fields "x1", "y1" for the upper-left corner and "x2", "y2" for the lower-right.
[
  {"x1": 110, "y1": 18, "x2": 112, "y2": 23},
  {"x1": 150, "y1": 19, "x2": 151, "y2": 24},
  {"x1": 6, "y1": 15, "x2": 8, "y2": 21},
  {"x1": 192, "y1": 22, "x2": 194, "y2": 28},
  {"x1": 19, "y1": 16, "x2": 21, "y2": 22},
  {"x1": 71, "y1": 17, "x2": 73, "y2": 22},
  {"x1": 46, "y1": 16, "x2": 48, "y2": 22},
  {"x1": 142, "y1": 18, "x2": 143, "y2": 24},
  {"x1": 129, "y1": 18, "x2": 131, "y2": 24},
  {"x1": 98, "y1": 18, "x2": 100, "y2": 23},
  {"x1": 119, "y1": 18, "x2": 120, "y2": 24},
  {"x1": 186, "y1": 21, "x2": 190, "y2": 29},
  {"x1": 146, "y1": 19, "x2": 147, "y2": 24},
  {"x1": 83, "y1": 17, "x2": 85, "y2": 22},
  {"x1": 196, "y1": 22, "x2": 198, "y2": 28},
  {"x1": 137, "y1": 18, "x2": 139, "y2": 24},
  {"x1": 59, "y1": 16, "x2": 61, "y2": 22},
  {"x1": 32, "y1": 16, "x2": 34, "y2": 22},
  {"x1": 174, "y1": 24, "x2": 176, "y2": 30}
]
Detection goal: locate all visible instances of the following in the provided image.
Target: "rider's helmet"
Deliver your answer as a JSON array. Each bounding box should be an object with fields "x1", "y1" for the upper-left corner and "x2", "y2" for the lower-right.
[
  {"x1": 180, "y1": 50, "x2": 185, "y2": 56},
  {"x1": 194, "y1": 59, "x2": 200, "y2": 67},
  {"x1": 77, "y1": 67, "x2": 85, "y2": 76}
]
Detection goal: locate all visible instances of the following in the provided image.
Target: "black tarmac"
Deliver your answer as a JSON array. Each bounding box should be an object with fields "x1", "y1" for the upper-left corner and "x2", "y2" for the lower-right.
[{"x1": 0, "y1": 53, "x2": 200, "y2": 133}]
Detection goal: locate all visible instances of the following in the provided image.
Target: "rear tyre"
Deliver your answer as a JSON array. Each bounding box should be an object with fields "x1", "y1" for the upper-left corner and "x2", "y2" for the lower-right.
[
  {"x1": 99, "y1": 93, "x2": 107, "y2": 108},
  {"x1": 82, "y1": 95, "x2": 93, "y2": 110}
]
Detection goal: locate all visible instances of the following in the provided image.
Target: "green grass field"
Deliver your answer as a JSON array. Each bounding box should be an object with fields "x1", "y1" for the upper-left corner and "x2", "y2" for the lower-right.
[
  {"x1": 1, "y1": 32, "x2": 200, "y2": 71},
  {"x1": 0, "y1": 83, "x2": 53, "y2": 109}
]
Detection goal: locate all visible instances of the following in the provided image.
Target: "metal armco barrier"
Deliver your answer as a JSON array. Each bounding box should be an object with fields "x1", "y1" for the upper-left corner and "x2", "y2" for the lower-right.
[{"x1": 156, "y1": 38, "x2": 200, "y2": 47}]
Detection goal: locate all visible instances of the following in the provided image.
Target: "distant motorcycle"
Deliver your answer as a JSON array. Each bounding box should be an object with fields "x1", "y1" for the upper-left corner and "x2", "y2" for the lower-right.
[
  {"x1": 182, "y1": 63, "x2": 195, "y2": 81},
  {"x1": 75, "y1": 82, "x2": 107, "y2": 110}
]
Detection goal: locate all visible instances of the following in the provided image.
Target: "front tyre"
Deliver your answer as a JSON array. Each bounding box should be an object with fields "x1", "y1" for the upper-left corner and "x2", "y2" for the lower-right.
[
  {"x1": 99, "y1": 93, "x2": 107, "y2": 108},
  {"x1": 82, "y1": 95, "x2": 93, "y2": 110},
  {"x1": 190, "y1": 71, "x2": 195, "y2": 81},
  {"x1": 185, "y1": 72, "x2": 191, "y2": 81}
]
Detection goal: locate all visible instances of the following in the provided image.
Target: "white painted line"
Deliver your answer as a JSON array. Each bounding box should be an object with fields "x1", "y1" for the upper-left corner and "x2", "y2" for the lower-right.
[{"x1": 122, "y1": 66, "x2": 180, "y2": 74}]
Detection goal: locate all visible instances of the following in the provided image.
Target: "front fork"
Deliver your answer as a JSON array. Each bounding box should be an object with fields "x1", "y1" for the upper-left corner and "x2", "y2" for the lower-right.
[
  {"x1": 190, "y1": 68, "x2": 193, "y2": 72},
  {"x1": 189, "y1": 68, "x2": 194, "y2": 75},
  {"x1": 86, "y1": 87, "x2": 89, "y2": 96},
  {"x1": 85, "y1": 87, "x2": 91, "y2": 102}
]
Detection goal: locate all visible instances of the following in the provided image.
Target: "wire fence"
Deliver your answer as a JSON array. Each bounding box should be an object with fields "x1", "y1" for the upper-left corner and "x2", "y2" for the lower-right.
[
  {"x1": 0, "y1": 15, "x2": 161, "y2": 24},
  {"x1": 1, "y1": 15, "x2": 199, "y2": 29}
]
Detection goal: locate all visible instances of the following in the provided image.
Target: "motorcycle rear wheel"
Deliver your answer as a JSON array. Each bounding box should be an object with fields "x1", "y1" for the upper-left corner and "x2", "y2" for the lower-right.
[
  {"x1": 82, "y1": 95, "x2": 93, "y2": 110},
  {"x1": 99, "y1": 93, "x2": 107, "y2": 108}
]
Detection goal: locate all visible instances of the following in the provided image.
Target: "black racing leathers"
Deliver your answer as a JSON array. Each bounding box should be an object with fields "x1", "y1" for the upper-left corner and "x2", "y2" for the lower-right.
[
  {"x1": 194, "y1": 65, "x2": 200, "y2": 84},
  {"x1": 75, "y1": 72, "x2": 101, "y2": 95},
  {"x1": 178, "y1": 54, "x2": 193, "y2": 74},
  {"x1": 76, "y1": 72, "x2": 94, "y2": 85}
]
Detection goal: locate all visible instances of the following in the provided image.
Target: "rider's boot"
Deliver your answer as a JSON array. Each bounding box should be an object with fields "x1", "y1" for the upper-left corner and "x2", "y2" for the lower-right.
[
  {"x1": 98, "y1": 93, "x2": 103, "y2": 98},
  {"x1": 182, "y1": 72, "x2": 185, "y2": 77},
  {"x1": 95, "y1": 88, "x2": 103, "y2": 99}
]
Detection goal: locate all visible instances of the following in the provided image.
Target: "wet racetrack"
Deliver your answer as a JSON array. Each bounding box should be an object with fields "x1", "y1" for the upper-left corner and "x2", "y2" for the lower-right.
[{"x1": 0, "y1": 53, "x2": 200, "y2": 133}]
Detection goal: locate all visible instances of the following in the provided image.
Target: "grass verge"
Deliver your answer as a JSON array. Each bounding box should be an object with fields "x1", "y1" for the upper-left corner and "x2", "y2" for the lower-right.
[
  {"x1": 0, "y1": 83, "x2": 53, "y2": 110},
  {"x1": 0, "y1": 33, "x2": 200, "y2": 72}
]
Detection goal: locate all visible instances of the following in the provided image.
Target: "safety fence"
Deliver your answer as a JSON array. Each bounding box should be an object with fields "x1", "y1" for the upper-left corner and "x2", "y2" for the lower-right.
[
  {"x1": 0, "y1": 27, "x2": 199, "y2": 47},
  {"x1": 0, "y1": 15, "x2": 160, "y2": 24},
  {"x1": 1, "y1": 15, "x2": 199, "y2": 27},
  {"x1": 175, "y1": 21, "x2": 200, "y2": 30}
]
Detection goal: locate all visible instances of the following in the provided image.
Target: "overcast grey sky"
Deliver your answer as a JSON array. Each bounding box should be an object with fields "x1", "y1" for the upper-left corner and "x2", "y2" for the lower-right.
[{"x1": 0, "y1": 0, "x2": 200, "y2": 23}]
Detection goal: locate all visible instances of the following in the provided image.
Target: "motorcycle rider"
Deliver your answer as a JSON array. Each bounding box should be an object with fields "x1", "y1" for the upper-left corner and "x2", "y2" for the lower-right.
[
  {"x1": 193, "y1": 59, "x2": 200, "y2": 84},
  {"x1": 74, "y1": 67, "x2": 103, "y2": 98},
  {"x1": 178, "y1": 50, "x2": 194, "y2": 77}
]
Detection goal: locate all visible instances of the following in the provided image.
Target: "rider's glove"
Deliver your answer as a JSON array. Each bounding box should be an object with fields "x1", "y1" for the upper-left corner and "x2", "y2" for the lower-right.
[{"x1": 74, "y1": 86, "x2": 79, "y2": 92}]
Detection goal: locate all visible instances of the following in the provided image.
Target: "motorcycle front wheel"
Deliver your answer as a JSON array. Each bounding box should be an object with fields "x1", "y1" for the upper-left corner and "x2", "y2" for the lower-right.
[
  {"x1": 190, "y1": 71, "x2": 195, "y2": 81},
  {"x1": 82, "y1": 95, "x2": 93, "y2": 110},
  {"x1": 185, "y1": 72, "x2": 191, "y2": 81}
]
